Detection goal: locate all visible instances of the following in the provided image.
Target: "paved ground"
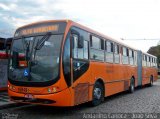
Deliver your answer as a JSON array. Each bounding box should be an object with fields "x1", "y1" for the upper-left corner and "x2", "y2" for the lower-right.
[
  {"x1": 0, "y1": 91, "x2": 15, "y2": 106},
  {"x1": 1, "y1": 80, "x2": 160, "y2": 119}
]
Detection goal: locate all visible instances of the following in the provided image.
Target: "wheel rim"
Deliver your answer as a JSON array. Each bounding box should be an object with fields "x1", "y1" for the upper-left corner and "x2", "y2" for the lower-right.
[{"x1": 94, "y1": 87, "x2": 101, "y2": 100}]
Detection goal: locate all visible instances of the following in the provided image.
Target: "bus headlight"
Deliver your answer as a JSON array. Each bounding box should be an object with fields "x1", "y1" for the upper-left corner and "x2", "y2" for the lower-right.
[
  {"x1": 48, "y1": 88, "x2": 51, "y2": 93},
  {"x1": 9, "y1": 85, "x2": 15, "y2": 91}
]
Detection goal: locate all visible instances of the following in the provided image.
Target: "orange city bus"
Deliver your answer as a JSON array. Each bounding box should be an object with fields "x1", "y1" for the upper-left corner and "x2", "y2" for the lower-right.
[
  {"x1": 0, "y1": 38, "x2": 12, "y2": 91},
  {"x1": 8, "y1": 20, "x2": 158, "y2": 106}
]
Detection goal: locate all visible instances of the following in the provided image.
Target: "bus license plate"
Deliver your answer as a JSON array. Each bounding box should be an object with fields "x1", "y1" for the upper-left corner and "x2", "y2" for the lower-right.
[{"x1": 24, "y1": 94, "x2": 34, "y2": 99}]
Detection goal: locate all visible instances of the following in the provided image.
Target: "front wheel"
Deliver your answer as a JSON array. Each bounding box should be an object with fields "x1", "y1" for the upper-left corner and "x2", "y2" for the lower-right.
[
  {"x1": 91, "y1": 82, "x2": 104, "y2": 106},
  {"x1": 129, "y1": 78, "x2": 135, "y2": 93}
]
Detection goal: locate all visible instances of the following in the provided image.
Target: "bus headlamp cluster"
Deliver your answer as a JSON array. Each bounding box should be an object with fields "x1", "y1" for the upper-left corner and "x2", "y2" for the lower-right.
[
  {"x1": 8, "y1": 84, "x2": 60, "y2": 94},
  {"x1": 47, "y1": 87, "x2": 59, "y2": 93},
  {"x1": 8, "y1": 84, "x2": 15, "y2": 91}
]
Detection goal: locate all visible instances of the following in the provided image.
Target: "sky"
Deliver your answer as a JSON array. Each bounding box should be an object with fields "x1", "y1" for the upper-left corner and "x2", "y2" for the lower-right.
[{"x1": 0, "y1": 0, "x2": 160, "y2": 52}]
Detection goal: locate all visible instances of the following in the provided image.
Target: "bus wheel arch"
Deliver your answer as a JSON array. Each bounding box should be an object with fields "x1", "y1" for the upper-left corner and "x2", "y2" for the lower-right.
[
  {"x1": 91, "y1": 78, "x2": 105, "y2": 106},
  {"x1": 129, "y1": 76, "x2": 135, "y2": 93},
  {"x1": 149, "y1": 75, "x2": 154, "y2": 87},
  {"x1": 132, "y1": 76, "x2": 136, "y2": 86},
  {"x1": 97, "y1": 79, "x2": 105, "y2": 98}
]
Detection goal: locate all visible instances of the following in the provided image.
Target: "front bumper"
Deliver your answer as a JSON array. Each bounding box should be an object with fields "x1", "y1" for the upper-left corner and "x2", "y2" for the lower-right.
[{"x1": 8, "y1": 88, "x2": 72, "y2": 107}]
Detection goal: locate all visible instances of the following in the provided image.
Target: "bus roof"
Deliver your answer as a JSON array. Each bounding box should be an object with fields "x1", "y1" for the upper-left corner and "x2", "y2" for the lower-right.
[
  {"x1": 18, "y1": 19, "x2": 138, "y2": 50},
  {"x1": 142, "y1": 52, "x2": 157, "y2": 58},
  {"x1": 69, "y1": 20, "x2": 138, "y2": 51},
  {"x1": 17, "y1": 20, "x2": 68, "y2": 30},
  {"x1": 16, "y1": 19, "x2": 156, "y2": 58}
]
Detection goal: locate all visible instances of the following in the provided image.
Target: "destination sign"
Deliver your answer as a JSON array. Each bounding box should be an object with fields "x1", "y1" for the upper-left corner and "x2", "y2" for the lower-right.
[
  {"x1": 15, "y1": 22, "x2": 67, "y2": 37},
  {"x1": 21, "y1": 25, "x2": 59, "y2": 35}
]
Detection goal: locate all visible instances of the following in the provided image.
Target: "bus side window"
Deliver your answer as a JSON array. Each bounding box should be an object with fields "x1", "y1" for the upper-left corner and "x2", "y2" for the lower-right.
[
  {"x1": 72, "y1": 34, "x2": 88, "y2": 60},
  {"x1": 72, "y1": 34, "x2": 83, "y2": 59},
  {"x1": 84, "y1": 40, "x2": 89, "y2": 59},
  {"x1": 149, "y1": 57, "x2": 151, "y2": 67},
  {"x1": 114, "y1": 44, "x2": 120, "y2": 63},
  {"x1": 153, "y1": 57, "x2": 154, "y2": 67},
  {"x1": 152, "y1": 57, "x2": 154, "y2": 67},
  {"x1": 122, "y1": 47, "x2": 129, "y2": 64},
  {"x1": 90, "y1": 36, "x2": 104, "y2": 61},
  {"x1": 134, "y1": 51, "x2": 137, "y2": 65},
  {"x1": 147, "y1": 56, "x2": 150, "y2": 67},
  {"x1": 129, "y1": 49, "x2": 134, "y2": 65},
  {"x1": 105, "y1": 41, "x2": 114, "y2": 63},
  {"x1": 143, "y1": 55, "x2": 145, "y2": 66},
  {"x1": 143, "y1": 55, "x2": 146, "y2": 66}
]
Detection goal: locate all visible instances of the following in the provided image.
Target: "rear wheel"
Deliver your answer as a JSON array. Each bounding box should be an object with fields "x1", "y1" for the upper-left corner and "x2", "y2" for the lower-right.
[
  {"x1": 149, "y1": 76, "x2": 153, "y2": 87},
  {"x1": 129, "y1": 78, "x2": 135, "y2": 93},
  {"x1": 91, "y1": 82, "x2": 104, "y2": 106}
]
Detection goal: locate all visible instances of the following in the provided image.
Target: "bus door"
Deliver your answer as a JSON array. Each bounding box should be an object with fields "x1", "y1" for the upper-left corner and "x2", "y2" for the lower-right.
[{"x1": 70, "y1": 29, "x2": 90, "y2": 105}]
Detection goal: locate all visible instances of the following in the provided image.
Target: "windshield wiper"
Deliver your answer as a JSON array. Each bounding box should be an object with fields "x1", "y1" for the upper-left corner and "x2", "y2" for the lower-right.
[
  {"x1": 34, "y1": 32, "x2": 52, "y2": 50},
  {"x1": 32, "y1": 32, "x2": 52, "y2": 65}
]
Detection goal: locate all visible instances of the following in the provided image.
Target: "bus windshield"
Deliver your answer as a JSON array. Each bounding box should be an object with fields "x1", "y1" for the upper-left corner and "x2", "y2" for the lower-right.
[{"x1": 8, "y1": 34, "x2": 63, "y2": 83}]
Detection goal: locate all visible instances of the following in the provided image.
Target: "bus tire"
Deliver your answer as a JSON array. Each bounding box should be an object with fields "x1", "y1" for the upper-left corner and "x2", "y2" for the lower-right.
[
  {"x1": 149, "y1": 76, "x2": 153, "y2": 87},
  {"x1": 91, "y1": 82, "x2": 104, "y2": 106},
  {"x1": 129, "y1": 78, "x2": 135, "y2": 93}
]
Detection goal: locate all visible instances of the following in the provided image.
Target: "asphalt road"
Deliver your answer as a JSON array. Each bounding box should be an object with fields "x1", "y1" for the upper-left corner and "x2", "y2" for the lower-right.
[{"x1": 1, "y1": 80, "x2": 160, "y2": 119}]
